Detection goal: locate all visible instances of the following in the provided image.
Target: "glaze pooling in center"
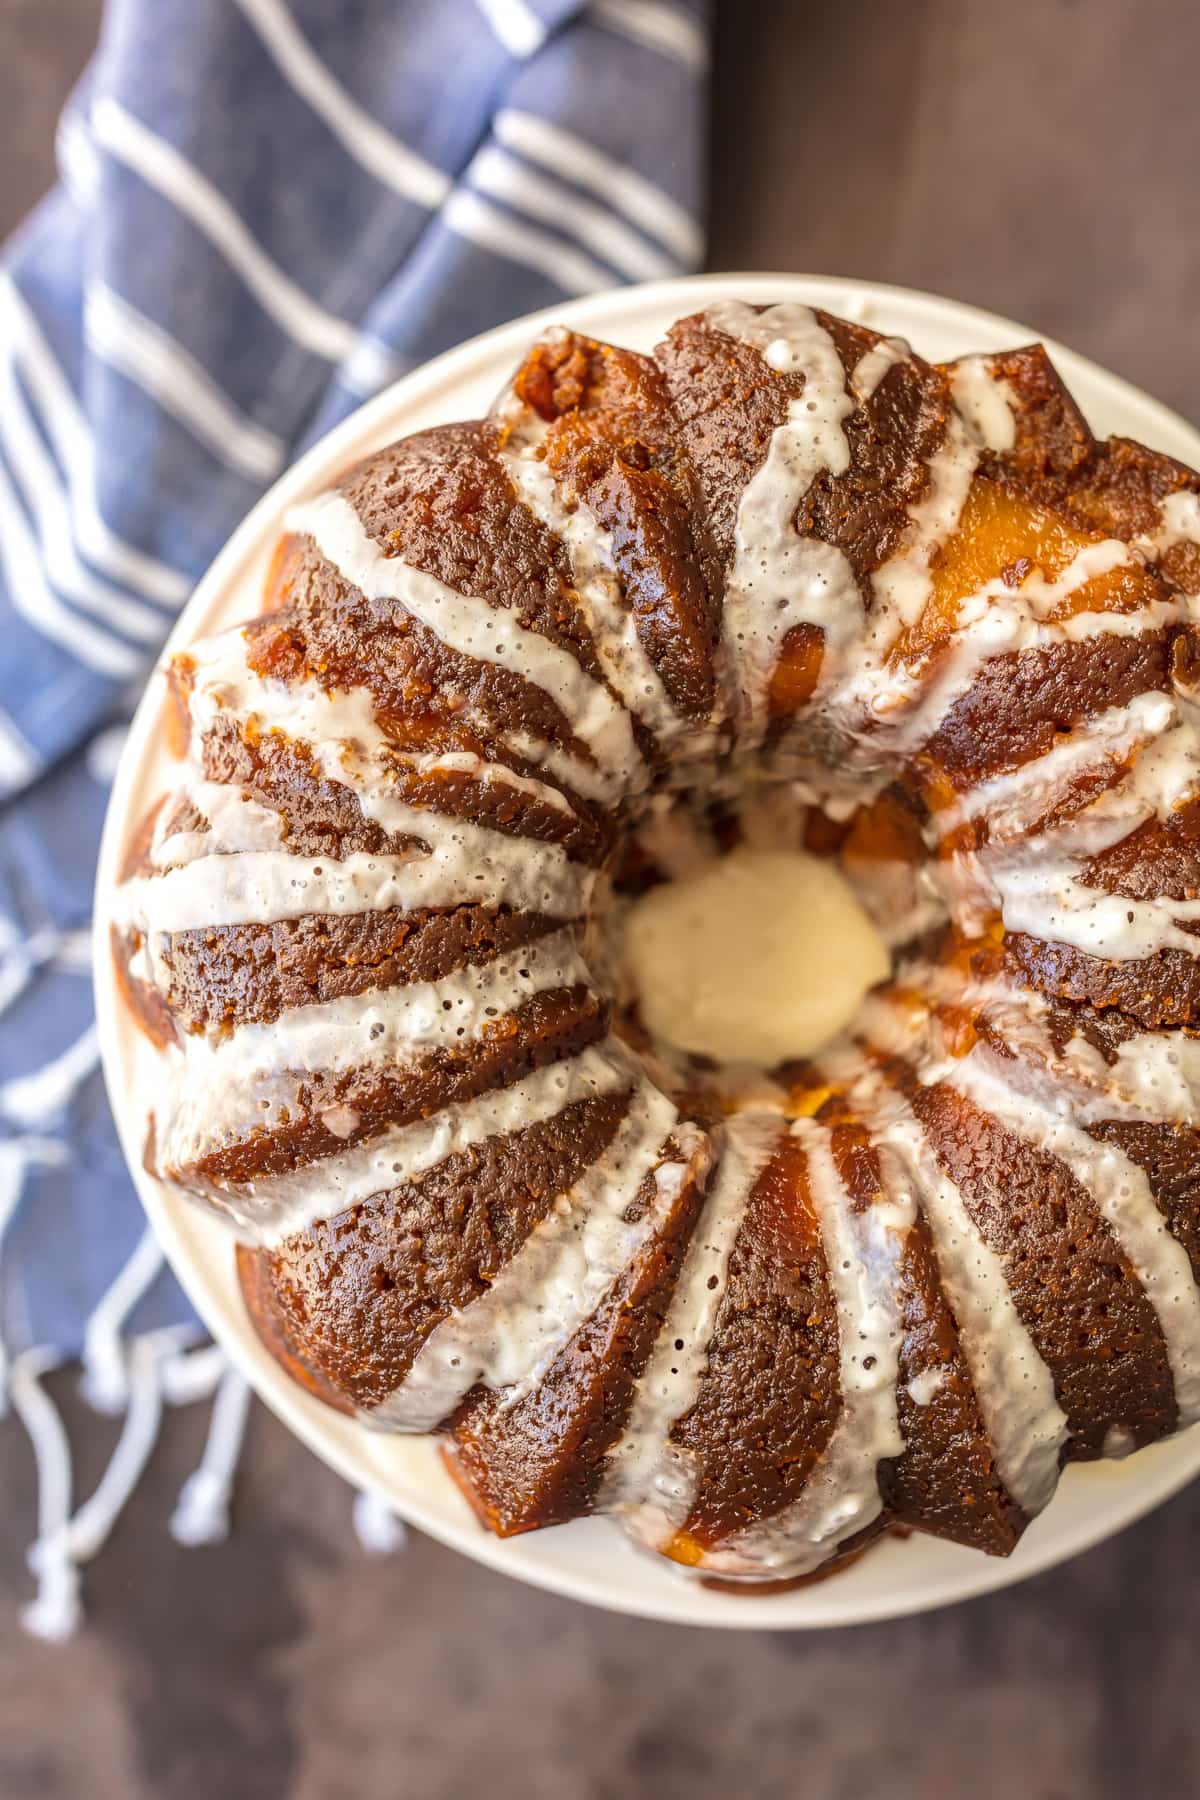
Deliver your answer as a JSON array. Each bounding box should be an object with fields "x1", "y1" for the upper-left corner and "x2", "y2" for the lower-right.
[{"x1": 620, "y1": 843, "x2": 891, "y2": 1065}]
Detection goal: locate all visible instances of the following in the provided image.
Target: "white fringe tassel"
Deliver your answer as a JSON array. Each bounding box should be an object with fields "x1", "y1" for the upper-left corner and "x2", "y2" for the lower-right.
[
  {"x1": 0, "y1": 1136, "x2": 67, "y2": 1415},
  {"x1": 352, "y1": 1487, "x2": 409, "y2": 1556},
  {"x1": 79, "y1": 1226, "x2": 166, "y2": 1414},
  {"x1": 170, "y1": 1363, "x2": 252, "y2": 1546},
  {"x1": 8, "y1": 1347, "x2": 80, "y2": 1641},
  {"x1": 11, "y1": 1326, "x2": 191, "y2": 1640},
  {"x1": 161, "y1": 1340, "x2": 229, "y2": 1406},
  {"x1": 9, "y1": 1238, "x2": 410, "y2": 1639}
]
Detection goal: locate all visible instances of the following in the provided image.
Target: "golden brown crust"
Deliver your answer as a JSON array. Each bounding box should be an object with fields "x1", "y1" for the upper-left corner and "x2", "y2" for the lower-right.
[
  {"x1": 511, "y1": 331, "x2": 723, "y2": 719},
  {"x1": 912, "y1": 1083, "x2": 1178, "y2": 1457},
  {"x1": 236, "y1": 1243, "x2": 354, "y2": 1415},
  {"x1": 828, "y1": 1121, "x2": 1025, "y2": 1558},
  {"x1": 446, "y1": 1135, "x2": 707, "y2": 1535},
  {"x1": 156, "y1": 985, "x2": 608, "y2": 1192},
  {"x1": 254, "y1": 1090, "x2": 634, "y2": 1410},
  {"x1": 156, "y1": 905, "x2": 562, "y2": 1035},
  {"x1": 668, "y1": 1134, "x2": 844, "y2": 1549},
  {"x1": 124, "y1": 302, "x2": 1200, "y2": 1586}
]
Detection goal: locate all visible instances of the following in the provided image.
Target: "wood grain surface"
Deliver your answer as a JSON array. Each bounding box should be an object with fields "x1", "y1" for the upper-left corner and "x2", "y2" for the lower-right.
[{"x1": 3, "y1": 3, "x2": 1199, "y2": 1796}]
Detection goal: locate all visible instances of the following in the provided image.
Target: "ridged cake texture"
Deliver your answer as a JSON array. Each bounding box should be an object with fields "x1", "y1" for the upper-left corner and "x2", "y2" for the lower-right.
[{"x1": 112, "y1": 302, "x2": 1200, "y2": 1583}]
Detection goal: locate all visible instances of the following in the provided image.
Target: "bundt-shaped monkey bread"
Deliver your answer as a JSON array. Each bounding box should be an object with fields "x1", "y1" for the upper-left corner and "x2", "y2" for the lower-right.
[{"x1": 113, "y1": 301, "x2": 1200, "y2": 1584}]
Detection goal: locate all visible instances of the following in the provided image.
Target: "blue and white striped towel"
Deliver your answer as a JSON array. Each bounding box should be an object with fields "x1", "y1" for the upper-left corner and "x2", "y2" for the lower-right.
[{"x1": 0, "y1": 0, "x2": 710, "y2": 1637}]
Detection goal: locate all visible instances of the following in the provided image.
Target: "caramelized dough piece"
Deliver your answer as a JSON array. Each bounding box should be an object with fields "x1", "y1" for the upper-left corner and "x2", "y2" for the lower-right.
[
  {"x1": 942, "y1": 344, "x2": 1093, "y2": 486},
  {"x1": 898, "y1": 477, "x2": 1162, "y2": 669},
  {"x1": 258, "y1": 519, "x2": 603, "y2": 792},
  {"x1": 1081, "y1": 795, "x2": 1200, "y2": 902},
  {"x1": 155, "y1": 906, "x2": 563, "y2": 1035},
  {"x1": 447, "y1": 1135, "x2": 708, "y2": 1534},
  {"x1": 950, "y1": 343, "x2": 1200, "y2": 572},
  {"x1": 192, "y1": 700, "x2": 610, "y2": 865},
  {"x1": 111, "y1": 923, "x2": 177, "y2": 1051},
  {"x1": 1087, "y1": 1119, "x2": 1200, "y2": 1285},
  {"x1": 157, "y1": 985, "x2": 608, "y2": 1192},
  {"x1": 912, "y1": 1083, "x2": 1178, "y2": 1456},
  {"x1": 999, "y1": 797, "x2": 1200, "y2": 1028},
  {"x1": 1003, "y1": 935, "x2": 1200, "y2": 1031},
  {"x1": 250, "y1": 1089, "x2": 633, "y2": 1411},
  {"x1": 343, "y1": 422, "x2": 604, "y2": 676},
  {"x1": 667, "y1": 1133, "x2": 843, "y2": 1552},
  {"x1": 922, "y1": 631, "x2": 1172, "y2": 787},
  {"x1": 803, "y1": 315, "x2": 952, "y2": 579},
  {"x1": 658, "y1": 308, "x2": 948, "y2": 587},
  {"x1": 828, "y1": 1120, "x2": 1024, "y2": 1557},
  {"x1": 510, "y1": 330, "x2": 721, "y2": 719},
  {"x1": 236, "y1": 1242, "x2": 354, "y2": 1416}
]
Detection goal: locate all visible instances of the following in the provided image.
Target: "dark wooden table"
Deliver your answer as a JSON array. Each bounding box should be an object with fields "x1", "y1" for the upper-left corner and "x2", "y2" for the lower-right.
[{"x1": 3, "y1": 4, "x2": 1199, "y2": 1796}]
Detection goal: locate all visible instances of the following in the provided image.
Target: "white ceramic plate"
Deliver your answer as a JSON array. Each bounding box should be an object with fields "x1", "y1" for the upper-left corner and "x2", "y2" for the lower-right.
[{"x1": 95, "y1": 274, "x2": 1200, "y2": 1629}]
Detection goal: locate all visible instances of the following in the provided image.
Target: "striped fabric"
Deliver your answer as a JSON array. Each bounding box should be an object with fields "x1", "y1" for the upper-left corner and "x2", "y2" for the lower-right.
[{"x1": 0, "y1": 0, "x2": 709, "y2": 1630}]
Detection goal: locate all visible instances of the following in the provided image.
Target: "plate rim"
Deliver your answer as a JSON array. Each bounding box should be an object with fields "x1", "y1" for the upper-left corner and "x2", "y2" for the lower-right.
[{"x1": 94, "y1": 270, "x2": 1200, "y2": 1630}]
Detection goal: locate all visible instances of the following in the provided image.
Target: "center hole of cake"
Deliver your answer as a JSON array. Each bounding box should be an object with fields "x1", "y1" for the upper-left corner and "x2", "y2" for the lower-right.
[{"x1": 620, "y1": 846, "x2": 891, "y2": 1067}]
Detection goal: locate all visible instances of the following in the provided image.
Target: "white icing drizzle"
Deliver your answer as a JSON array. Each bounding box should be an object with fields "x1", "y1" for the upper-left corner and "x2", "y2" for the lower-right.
[
  {"x1": 859, "y1": 964, "x2": 1200, "y2": 1440},
  {"x1": 979, "y1": 538, "x2": 1133, "y2": 618},
  {"x1": 950, "y1": 355, "x2": 1018, "y2": 452},
  {"x1": 185, "y1": 624, "x2": 593, "y2": 826},
  {"x1": 192, "y1": 929, "x2": 583, "y2": 1081},
  {"x1": 865, "y1": 408, "x2": 979, "y2": 648},
  {"x1": 949, "y1": 1053, "x2": 1200, "y2": 1427},
  {"x1": 905, "y1": 1366, "x2": 946, "y2": 1406},
  {"x1": 117, "y1": 300, "x2": 1200, "y2": 1586},
  {"x1": 152, "y1": 781, "x2": 287, "y2": 864},
  {"x1": 501, "y1": 728, "x2": 617, "y2": 806},
  {"x1": 156, "y1": 930, "x2": 590, "y2": 1171},
  {"x1": 1104, "y1": 1424, "x2": 1138, "y2": 1459},
  {"x1": 1078, "y1": 1030, "x2": 1200, "y2": 1126},
  {"x1": 1135, "y1": 487, "x2": 1200, "y2": 561},
  {"x1": 368, "y1": 1084, "x2": 689, "y2": 1431},
  {"x1": 119, "y1": 842, "x2": 590, "y2": 937},
  {"x1": 841, "y1": 975, "x2": 1077, "y2": 1513},
  {"x1": 391, "y1": 749, "x2": 576, "y2": 817},
  {"x1": 870, "y1": 1093, "x2": 1069, "y2": 1514},
  {"x1": 931, "y1": 685, "x2": 1200, "y2": 961},
  {"x1": 872, "y1": 593, "x2": 1185, "y2": 766},
  {"x1": 861, "y1": 954, "x2": 1200, "y2": 1186},
  {"x1": 862, "y1": 955, "x2": 1200, "y2": 1136},
  {"x1": 705, "y1": 298, "x2": 1172, "y2": 830},
  {"x1": 602, "y1": 1111, "x2": 781, "y2": 1520},
  {"x1": 989, "y1": 701, "x2": 1197, "y2": 871},
  {"x1": 706, "y1": 300, "x2": 862, "y2": 724},
  {"x1": 941, "y1": 975, "x2": 1200, "y2": 1128},
  {"x1": 850, "y1": 336, "x2": 911, "y2": 403},
  {"x1": 710, "y1": 1118, "x2": 908, "y2": 1577},
  {"x1": 705, "y1": 304, "x2": 982, "y2": 757},
  {"x1": 217, "y1": 1043, "x2": 639, "y2": 1241},
  {"x1": 932, "y1": 692, "x2": 1174, "y2": 840},
  {"x1": 989, "y1": 853, "x2": 1200, "y2": 963},
  {"x1": 287, "y1": 489, "x2": 642, "y2": 792},
  {"x1": 116, "y1": 623, "x2": 605, "y2": 945},
  {"x1": 494, "y1": 399, "x2": 684, "y2": 744}
]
